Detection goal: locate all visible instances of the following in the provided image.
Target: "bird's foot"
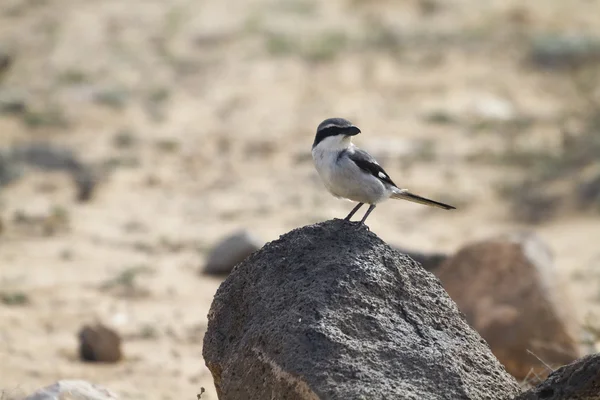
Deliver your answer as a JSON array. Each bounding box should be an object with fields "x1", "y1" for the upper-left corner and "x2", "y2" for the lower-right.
[
  {"x1": 339, "y1": 218, "x2": 369, "y2": 230},
  {"x1": 348, "y1": 220, "x2": 368, "y2": 230}
]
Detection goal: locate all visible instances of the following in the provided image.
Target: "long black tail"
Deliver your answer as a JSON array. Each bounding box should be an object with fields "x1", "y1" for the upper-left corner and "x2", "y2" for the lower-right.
[{"x1": 391, "y1": 191, "x2": 455, "y2": 210}]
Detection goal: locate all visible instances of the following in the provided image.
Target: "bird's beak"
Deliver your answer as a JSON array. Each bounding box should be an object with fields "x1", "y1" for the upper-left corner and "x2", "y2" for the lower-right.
[{"x1": 345, "y1": 126, "x2": 361, "y2": 136}]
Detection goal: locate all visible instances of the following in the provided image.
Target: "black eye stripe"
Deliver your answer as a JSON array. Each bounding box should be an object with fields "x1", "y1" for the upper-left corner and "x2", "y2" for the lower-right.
[
  {"x1": 312, "y1": 126, "x2": 352, "y2": 148},
  {"x1": 319, "y1": 126, "x2": 345, "y2": 136}
]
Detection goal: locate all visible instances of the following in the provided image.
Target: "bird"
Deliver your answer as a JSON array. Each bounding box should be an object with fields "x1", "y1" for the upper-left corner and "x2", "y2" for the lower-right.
[{"x1": 311, "y1": 117, "x2": 455, "y2": 225}]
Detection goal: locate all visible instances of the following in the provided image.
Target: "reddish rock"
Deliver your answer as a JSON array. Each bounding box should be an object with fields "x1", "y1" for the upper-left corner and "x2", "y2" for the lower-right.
[
  {"x1": 78, "y1": 323, "x2": 122, "y2": 363},
  {"x1": 436, "y1": 232, "x2": 581, "y2": 380}
]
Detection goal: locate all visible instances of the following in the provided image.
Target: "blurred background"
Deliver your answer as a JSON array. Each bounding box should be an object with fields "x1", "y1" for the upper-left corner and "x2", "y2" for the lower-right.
[{"x1": 1, "y1": 0, "x2": 600, "y2": 398}]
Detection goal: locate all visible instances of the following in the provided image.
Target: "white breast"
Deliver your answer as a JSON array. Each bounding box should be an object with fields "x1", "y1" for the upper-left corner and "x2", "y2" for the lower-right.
[
  {"x1": 312, "y1": 138, "x2": 390, "y2": 204},
  {"x1": 312, "y1": 145, "x2": 341, "y2": 195}
]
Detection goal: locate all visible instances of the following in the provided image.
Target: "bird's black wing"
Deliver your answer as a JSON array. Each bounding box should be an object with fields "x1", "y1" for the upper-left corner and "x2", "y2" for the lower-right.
[{"x1": 348, "y1": 149, "x2": 398, "y2": 187}]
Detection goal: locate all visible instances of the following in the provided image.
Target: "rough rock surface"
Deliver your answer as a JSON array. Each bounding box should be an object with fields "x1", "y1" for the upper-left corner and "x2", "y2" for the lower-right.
[
  {"x1": 203, "y1": 219, "x2": 521, "y2": 400},
  {"x1": 436, "y1": 232, "x2": 581, "y2": 380},
  {"x1": 23, "y1": 380, "x2": 118, "y2": 400},
  {"x1": 203, "y1": 230, "x2": 264, "y2": 275},
  {"x1": 515, "y1": 353, "x2": 600, "y2": 400},
  {"x1": 78, "y1": 324, "x2": 122, "y2": 363}
]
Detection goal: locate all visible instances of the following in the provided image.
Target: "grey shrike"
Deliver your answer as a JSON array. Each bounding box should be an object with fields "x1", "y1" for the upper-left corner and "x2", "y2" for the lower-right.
[{"x1": 312, "y1": 117, "x2": 455, "y2": 224}]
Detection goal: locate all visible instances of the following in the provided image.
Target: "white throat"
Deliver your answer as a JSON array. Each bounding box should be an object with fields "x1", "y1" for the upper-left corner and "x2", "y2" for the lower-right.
[{"x1": 312, "y1": 135, "x2": 353, "y2": 153}]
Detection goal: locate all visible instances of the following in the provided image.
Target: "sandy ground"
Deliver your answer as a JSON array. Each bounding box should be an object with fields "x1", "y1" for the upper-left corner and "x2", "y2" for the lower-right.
[{"x1": 1, "y1": 0, "x2": 600, "y2": 398}]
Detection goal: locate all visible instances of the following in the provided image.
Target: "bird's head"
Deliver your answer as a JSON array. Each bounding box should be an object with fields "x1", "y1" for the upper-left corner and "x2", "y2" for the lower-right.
[{"x1": 312, "y1": 118, "x2": 361, "y2": 150}]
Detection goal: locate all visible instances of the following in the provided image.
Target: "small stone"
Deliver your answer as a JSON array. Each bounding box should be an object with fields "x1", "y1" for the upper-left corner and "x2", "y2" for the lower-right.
[
  {"x1": 78, "y1": 324, "x2": 122, "y2": 363},
  {"x1": 203, "y1": 230, "x2": 264, "y2": 275},
  {"x1": 23, "y1": 380, "x2": 118, "y2": 400}
]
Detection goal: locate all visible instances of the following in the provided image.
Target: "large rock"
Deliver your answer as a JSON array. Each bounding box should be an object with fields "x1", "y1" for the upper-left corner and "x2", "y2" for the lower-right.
[
  {"x1": 23, "y1": 380, "x2": 118, "y2": 400},
  {"x1": 436, "y1": 232, "x2": 581, "y2": 380},
  {"x1": 515, "y1": 353, "x2": 600, "y2": 399},
  {"x1": 203, "y1": 219, "x2": 521, "y2": 400}
]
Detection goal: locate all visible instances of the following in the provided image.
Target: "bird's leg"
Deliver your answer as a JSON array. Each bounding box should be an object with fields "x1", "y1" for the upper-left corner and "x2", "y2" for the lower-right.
[
  {"x1": 359, "y1": 204, "x2": 376, "y2": 225},
  {"x1": 344, "y1": 203, "x2": 364, "y2": 221}
]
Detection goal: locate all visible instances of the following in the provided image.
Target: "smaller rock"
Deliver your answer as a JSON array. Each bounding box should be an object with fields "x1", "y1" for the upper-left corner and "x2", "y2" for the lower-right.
[
  {"x1": 436, "y1": 232, "x2": 581, "y2": 380},
  {"x1": 23, "y1": 380, "x2": 118, "y2": 400},
  {"x1": 78, "y1": 324, "x2": 122, "y2": 363},
  {"x1": 516, "y1": 353, "x2": 600, "y2": 400},
  {"x1": 203, "y1": 230, "x2": 263, "y2": 275}
]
